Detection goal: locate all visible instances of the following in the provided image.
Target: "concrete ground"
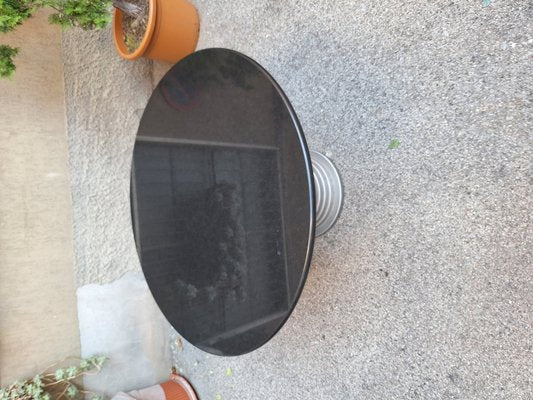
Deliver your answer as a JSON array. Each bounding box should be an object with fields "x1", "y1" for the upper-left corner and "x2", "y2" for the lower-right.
[
  {"x1": 173, "y1": 1, "x2": 532, "y2": 399},
  {"x1": 63, "y1": 1, "x2": 532, "y2": 399}
]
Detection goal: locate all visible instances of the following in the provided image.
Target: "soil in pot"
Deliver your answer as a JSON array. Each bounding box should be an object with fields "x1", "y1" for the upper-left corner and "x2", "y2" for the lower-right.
[{"x1": 116, "y1": 0, "x2": 150, "y2": 53}]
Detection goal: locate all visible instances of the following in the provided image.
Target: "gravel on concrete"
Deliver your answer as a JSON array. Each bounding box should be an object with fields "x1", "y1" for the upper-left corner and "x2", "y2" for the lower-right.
[{"x1": 171, "y1": 1, "x2": 532, "y2": 399}]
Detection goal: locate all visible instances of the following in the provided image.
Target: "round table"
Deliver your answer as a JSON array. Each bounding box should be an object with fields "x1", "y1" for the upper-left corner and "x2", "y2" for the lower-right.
[{"x1": 131, "y1": 48, "x2": 342, "y2": 356}]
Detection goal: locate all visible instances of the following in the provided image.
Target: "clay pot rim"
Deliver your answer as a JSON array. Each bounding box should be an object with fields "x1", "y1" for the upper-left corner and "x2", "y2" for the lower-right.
[{"x1": 113, "y1": 0, "x2": 156, "y2": 60}]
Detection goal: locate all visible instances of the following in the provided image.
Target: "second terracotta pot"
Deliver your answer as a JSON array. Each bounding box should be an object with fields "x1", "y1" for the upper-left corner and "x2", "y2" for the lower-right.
[{"x1": 113, "y1": 0, "x2": 200, "y2": 62}]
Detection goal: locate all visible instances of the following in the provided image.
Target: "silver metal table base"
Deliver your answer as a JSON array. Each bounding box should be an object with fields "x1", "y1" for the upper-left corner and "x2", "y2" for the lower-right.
[{"x1": 310, "y1": 151, "x2": 343, "y2": 236}]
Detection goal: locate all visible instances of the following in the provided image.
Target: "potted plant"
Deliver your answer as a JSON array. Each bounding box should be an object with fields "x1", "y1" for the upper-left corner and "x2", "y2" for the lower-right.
[
  {"x1": 0, "y1": 355, "x2": 107, "y2": 400},
  {"x1": 0, "y1": 0, "x2": 199, "y2": 79},
  {"x1": 113, "y1": 0, "x2": 199, "y2": 62}
]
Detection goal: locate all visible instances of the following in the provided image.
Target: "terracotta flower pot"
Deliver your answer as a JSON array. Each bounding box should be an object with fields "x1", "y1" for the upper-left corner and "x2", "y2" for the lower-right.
[{"x1": 113, "y1": 0, "x2": 200, "y2": 62}]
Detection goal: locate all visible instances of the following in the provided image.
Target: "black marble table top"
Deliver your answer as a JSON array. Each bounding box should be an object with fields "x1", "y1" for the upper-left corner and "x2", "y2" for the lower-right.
[{"x1": 131, "y1": 48, "x2": 315, "y2": 356}]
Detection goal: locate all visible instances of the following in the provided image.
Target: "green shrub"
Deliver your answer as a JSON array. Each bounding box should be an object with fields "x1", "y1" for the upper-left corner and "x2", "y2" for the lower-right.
[
  {"x1": 0, "y1": 44, "x2": 17, "y2": 77},
  {"x1": 0, "y1": 0, "x2": 135, "y2": 78},
  {"x1": 0, "y1": 1, "x2": 33, "y2": 32},
  {"x1": 40, "y1": 1, "x2": 113, "y2": 30}
]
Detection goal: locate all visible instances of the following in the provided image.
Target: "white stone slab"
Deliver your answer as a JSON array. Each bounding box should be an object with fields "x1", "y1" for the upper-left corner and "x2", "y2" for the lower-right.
[{"x1": 77, "y1": 272, "x2": 171, "y2": 397}]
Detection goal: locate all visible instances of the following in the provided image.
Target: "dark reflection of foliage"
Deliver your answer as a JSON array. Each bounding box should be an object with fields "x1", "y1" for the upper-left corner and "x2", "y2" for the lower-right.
[
  {"x1": 182, "y1": 183, "x2": 247, "y2": 303},
  {"x1": 218, "y1": 53, "x2": 256, "y2": 91},
  {"x1": 158, "y1": 49, "x2": 257, "y2": 107},
  {"x1": 187, "y1": 50, "x2": 256, "y2": 91}
]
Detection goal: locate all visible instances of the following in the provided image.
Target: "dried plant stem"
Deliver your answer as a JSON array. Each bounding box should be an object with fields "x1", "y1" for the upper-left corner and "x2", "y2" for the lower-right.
[{"x1": 112, "y1": 0, "x2": 142, "y2": 17}]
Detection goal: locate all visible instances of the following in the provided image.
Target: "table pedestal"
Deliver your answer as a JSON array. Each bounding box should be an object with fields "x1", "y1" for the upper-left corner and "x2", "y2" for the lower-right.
[{"x1": 311, "y1": 151, "x2": 343, "y2": 236}]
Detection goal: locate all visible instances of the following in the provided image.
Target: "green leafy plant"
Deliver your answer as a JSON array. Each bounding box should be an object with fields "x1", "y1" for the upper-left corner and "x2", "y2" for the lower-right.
[
  {"x1": 0, "y1": 355, "x2": 108, "y2": 400},
  {"x1": 0, "y1": 44, "x2": 18, "y2": 77},
  {"x1": 0, "y1": 0, "x2": 142, "y2": 78},
  {"x1": 388, "y1": 138, "x2": 401, "y2": 150}
]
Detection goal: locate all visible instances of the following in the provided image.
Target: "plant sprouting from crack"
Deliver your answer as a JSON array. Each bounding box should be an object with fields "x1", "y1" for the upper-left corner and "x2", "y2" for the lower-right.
[{"x1": 0, "y1": 355, "x2": 108, "y2": 400}]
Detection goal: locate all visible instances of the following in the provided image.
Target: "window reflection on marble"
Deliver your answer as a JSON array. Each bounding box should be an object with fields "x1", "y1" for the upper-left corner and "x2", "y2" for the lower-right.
[{"x1": 132, "y1": 139, "x2": 289, "y2": 353}]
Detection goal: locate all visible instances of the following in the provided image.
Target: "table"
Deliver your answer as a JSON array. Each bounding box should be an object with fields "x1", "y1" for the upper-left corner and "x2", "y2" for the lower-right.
[{"x1": 131, "y1": 48, "x2": 342, "y2": 356}]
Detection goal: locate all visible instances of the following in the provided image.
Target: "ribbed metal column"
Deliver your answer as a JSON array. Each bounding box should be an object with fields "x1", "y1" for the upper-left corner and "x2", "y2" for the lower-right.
[{"x1": 311, "y1": 151, "x2": 343, "y2": 236}]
